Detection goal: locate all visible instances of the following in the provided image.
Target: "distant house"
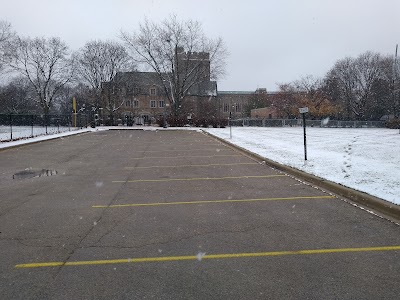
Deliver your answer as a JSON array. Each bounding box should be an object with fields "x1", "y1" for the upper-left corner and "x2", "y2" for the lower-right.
[{"x1": 251, "y1": 107, "x2": 280, "y2": 119}]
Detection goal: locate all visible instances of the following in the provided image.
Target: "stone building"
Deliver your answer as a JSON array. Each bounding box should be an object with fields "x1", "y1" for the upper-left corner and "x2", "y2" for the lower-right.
[
  {"x1": 217, "y1": 88, "x2": 268, "y2": 119},
  {"x1": 217, "y1": 91, "x2": 252, "y2": 119},
  {"x1": 101, "y1": 72, "x2": 217, "y2": 124},
  {"x1": 101, "y1": 48, "x2": 218, "y2": 125}
]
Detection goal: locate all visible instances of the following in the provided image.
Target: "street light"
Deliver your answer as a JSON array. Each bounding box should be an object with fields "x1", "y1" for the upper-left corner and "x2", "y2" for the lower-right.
[{"x1": 229, "y1": 104, "x2": 235, "y2": 139}]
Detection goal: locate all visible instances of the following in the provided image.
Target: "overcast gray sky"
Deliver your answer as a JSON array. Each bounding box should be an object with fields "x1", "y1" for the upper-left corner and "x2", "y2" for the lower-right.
[{"x1": 1, "y1": 0, "x2": 399, "y2": 91}]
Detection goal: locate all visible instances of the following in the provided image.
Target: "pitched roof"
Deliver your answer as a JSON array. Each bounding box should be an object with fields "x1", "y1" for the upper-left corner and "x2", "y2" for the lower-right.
[{"x1": 218, "y1": 91, "x2": 254, "y2": 95}]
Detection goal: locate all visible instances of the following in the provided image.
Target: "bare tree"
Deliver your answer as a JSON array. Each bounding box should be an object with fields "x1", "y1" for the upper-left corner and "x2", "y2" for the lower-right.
[
  {"x1": 272, "y1": 83, "x2": 300, "y2": 118},
  {"x1": 292, "y1": 75, "x2": 339, "y2": 118},
  {"x1": 380, "y1": 53, "x2": 400, "y2": 118},
  {"x1": 352, "y1": 52, "x2": 383, "y2": 119},
  {"x1": 100, "y1": 74, "x2": 129, "y2": 124},
  {"x1": 0, "y1": 76, "x2": 38, "y2": 113},
  {"x1": 121, "y1": 15, "x2": 228, "y2": 116},
  {"x1": 1, "y1": 36, "x2": 75, "y2": 114},
  {"x1": 326, "y1": 52, "x2": 391, "y2": 120},
  {"x1": 0, "y1": 21, "x2": 13, "y2": 44},
  {"x1": 0, "y1": 20, "x2": 15, "y2": 75},
  {"x1": 325, "y1": 57, "x2": 356, "y2": 119},
  {"x1": 75, "y1": 40, "x2": 133, "y2": 112}
]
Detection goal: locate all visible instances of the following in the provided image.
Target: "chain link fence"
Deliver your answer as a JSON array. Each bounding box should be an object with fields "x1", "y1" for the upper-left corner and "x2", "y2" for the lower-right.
[
  {"x1": 231, "y1": 118, "x2": 386, "y2": 128},
  {"x1": 0, "y1": 114, "x2": 90, "y2": 142}
]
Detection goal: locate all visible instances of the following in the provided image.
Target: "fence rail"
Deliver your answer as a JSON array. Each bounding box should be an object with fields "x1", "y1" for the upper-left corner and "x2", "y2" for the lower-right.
[
  {"x1": 231, "y1": 118, "x2": 386, "y2": 128},
  {"x1": 0, "y1": 114, "x2": 90, "y2": 142}
]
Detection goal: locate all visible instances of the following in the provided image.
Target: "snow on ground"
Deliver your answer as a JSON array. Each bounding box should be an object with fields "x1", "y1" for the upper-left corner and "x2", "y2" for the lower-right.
[
  {"x1": 0, "y1": 126, "x2": 74, "y2": 142},
  {"x1": 2, "y1": 125, "x2": 399, "y2": 206},
  {"x1": 0, "y1": 126, "x2": 199, "y2": 149},
  {"x1": 203, "y1": 127, "x2": 400, "y2": 206},
  {"x1": 0, "y1": 127, "x2": 94, "y2": 149}
]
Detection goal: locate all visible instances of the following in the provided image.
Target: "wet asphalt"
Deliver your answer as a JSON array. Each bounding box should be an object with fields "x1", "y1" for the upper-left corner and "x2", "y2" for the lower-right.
[{"x1": 0, "y1": 129, "x2": 399, "y2": 299}]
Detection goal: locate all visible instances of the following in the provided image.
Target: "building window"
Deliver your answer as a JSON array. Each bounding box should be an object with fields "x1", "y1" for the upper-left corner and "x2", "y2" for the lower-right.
[
  {"x1": 125, "y1": 100, "x2": 131, "y2": 107},
  {"x1": 235, "y1": 103, "x2": 241, "y2": 112},
  {"x1": 133, "y1": 100, "x2": 139, "y2": 108},
  {"x1": 150, "y1": 100, "x2": 157, "y2": 108},
  {"x1": 223, "y1": 103, "x2": 229, "y2": 113},
  {"x1": 159, "y1": 100, "x2": 164, "y2": 108},
  {"x1": 150, "y1": 88, "x2": 156, "y2": 95}
]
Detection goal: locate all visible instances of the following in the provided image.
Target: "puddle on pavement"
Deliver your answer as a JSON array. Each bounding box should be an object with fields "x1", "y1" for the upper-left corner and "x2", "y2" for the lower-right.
[{"x1": 13, "y1": 169, "x2": 58, "y2": 180}]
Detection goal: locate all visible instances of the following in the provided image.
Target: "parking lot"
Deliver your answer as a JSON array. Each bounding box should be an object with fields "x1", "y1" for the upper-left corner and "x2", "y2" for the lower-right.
[{"x1": 0, "y1": 129, "x2": 399, "y2": 299}]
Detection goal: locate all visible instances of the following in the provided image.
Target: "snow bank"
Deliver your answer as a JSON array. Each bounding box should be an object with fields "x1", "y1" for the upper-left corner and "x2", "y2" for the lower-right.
[{"x1": 203, "y1": 127, "x2": 400, "y2": 205}]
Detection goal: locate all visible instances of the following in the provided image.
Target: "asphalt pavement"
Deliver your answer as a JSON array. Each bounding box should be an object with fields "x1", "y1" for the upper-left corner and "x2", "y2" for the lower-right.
[{"x1": 0, "y1": 129, "x2": 399, "y2": 299}]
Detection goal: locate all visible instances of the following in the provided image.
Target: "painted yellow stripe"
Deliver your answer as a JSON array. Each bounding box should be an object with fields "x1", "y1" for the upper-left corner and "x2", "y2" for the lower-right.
[
  {"x1": 112, "y1": 175, "x2": 285, "y2": 183},
  {"x1": 92, "y1": 196, "x2": 335, "y2": 208},
  {"x1": 143, "y1": 149, "x2": 231, "y2": 153},
  {"x1": 124, "y1": 163, "x2": 258, "y2": 169},
  {"x1": 131, "y1": 155, "x2": 241, "y2": 160},
  {"x1": 129, "y1": 142, "x2": 220, "y2": 145},
  {"x1": 15, "y1": 245, "x2": 400, "y2": 269}
]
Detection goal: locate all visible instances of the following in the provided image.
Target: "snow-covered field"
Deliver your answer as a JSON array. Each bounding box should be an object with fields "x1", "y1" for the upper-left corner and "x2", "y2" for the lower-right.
[
  {"x1": 203, "y1": 127, "x2": 400, "y2": 206},
  {"x1": 0, "y1": 127, "x2": 92, "y2": 148},
  {"x1": 0, "y1": 126, "x2": 74, "y2": 142}
]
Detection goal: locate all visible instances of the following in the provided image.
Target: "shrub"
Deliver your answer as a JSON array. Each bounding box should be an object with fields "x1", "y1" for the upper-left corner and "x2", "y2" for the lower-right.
[{"x1": 386, "y1": 119, "x2": 400, "y2": 129}]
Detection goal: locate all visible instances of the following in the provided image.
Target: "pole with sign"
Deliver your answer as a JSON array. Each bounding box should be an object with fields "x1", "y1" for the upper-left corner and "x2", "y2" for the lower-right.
[
  {"x1": 72, "y1": 97, "x2": 77, "y2": 127},
  {"x1": 299, "y1": 107, "x2": 309, "y2": 160}
]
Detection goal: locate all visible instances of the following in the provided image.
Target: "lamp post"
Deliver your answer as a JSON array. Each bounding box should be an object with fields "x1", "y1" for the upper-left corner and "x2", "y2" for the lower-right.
[{"x1": 229, "y1": 104, "x2": 235, "y2": 139}]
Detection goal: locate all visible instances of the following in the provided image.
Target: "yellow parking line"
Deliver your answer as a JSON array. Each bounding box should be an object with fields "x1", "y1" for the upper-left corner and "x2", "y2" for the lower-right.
[
  {"x1": 131, "y1": 155, "x2": 242, "y2": 160},
  {"x1": 15, "y1": 245, "x2": 400, "y2": 269},
  {"x1": 112, "y1": 175, "x2": 286, "y2": 183},
  {"x1": 124, "y1": 163, "x2": 258, "y2": 169},
  {"x1": 92, "y1": 196, "x2": 335, "y2": 208},
  {"x1": 143, "y1": 141, "x2": 216, "y2": 144},
  {"x1": 143, "y1": 149, "x2": 231, "y2": 153}
]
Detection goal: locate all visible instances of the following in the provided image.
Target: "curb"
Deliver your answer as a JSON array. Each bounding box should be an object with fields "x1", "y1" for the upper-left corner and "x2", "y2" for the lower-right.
[{"x1": 202, "y1": 130, "x2": 400, "y2": 222}]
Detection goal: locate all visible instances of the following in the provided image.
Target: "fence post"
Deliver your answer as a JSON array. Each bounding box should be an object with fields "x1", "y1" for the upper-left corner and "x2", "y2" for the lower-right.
[
  {"x1": 31, "y1": 115, "x2": 34, "y2": 137},
  {"x1": 45, "y1": 114, "x2": 48, "y2": 134},
  {"x1": 9, "y1": 114, "x2": 13, "y2": 141}
]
